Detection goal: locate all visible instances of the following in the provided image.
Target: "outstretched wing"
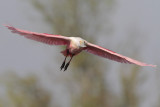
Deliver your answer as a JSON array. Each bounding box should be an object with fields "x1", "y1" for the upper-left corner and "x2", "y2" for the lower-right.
[
  {"x1": 85, "y1": 42, "x2": 156, "y2": 67},
  {"x1": 5, "y1": 25, "x2": 70, "y2": 45}
]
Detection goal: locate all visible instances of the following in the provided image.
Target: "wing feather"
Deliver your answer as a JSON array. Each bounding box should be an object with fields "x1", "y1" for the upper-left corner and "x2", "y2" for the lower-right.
[
  {"x1": 5, "y1": 25, "x2": 70, "y2": 45},
  {"x1": 85, "y1": 42, "x2": 156, "y2": 67}
]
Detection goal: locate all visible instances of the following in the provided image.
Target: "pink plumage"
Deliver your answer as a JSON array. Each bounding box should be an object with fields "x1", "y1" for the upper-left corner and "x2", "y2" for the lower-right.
[
  {"x1": 85, "y1": 43, "x2": 156, "y2": 67},
  {"x1": 5, "y1": 25, "x2": 156, "y2": 71},
  {"x1": 5, "y1": 25, "x2": 69, "y2": 45}
]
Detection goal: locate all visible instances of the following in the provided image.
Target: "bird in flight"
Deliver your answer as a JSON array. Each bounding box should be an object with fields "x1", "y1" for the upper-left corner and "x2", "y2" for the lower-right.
[{"x1": 5, "y1": 25, "x2": 156, "y2": 71}]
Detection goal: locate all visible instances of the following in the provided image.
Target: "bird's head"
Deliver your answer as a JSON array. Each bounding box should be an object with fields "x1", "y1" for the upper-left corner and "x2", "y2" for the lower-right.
[{"x1": 79, "y1": 39, "x2": 87, "y2": 48}]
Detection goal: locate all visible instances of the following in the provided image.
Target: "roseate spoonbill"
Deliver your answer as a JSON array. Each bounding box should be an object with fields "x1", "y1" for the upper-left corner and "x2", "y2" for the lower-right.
[{"x1": 5, "y1": 25, "x2": 156, "y2": 71}]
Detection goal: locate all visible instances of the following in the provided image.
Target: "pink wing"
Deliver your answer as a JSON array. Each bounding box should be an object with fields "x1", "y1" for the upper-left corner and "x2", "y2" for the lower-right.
[
  {"x1": 5, "y1": 25, "x2": 70, "y2": 45},
  {"x1": 85, "y1": 42, "x2": 156, "y2": 67}
]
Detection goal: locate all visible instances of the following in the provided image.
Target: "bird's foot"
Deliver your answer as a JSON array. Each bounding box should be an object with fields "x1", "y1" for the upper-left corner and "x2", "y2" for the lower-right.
[
  {"x1": 60, "y1": 61, "x2": 65, "y2": 71},
  {"x1": 64, "y1": 62, "x2": 70, "y2": 71}
]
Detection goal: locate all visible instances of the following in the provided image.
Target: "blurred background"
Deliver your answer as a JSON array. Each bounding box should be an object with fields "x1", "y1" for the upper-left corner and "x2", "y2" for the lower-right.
[{"x1": 0, "y1": 0, "x2": 159, "y2": 107}]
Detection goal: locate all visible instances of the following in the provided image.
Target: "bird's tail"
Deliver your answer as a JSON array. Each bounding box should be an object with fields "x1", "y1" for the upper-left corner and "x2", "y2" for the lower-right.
[
  {"x1": 61, "y1": 49, "x2": 72, "y2": 57},
  {"x1": 61, "y1": 50, "x2": 67, "y2": 56}
]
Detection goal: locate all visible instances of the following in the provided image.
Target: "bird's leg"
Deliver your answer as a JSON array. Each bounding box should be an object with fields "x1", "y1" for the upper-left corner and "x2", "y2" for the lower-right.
[
  {"x1": 64, "y1": 54, "x2": 74, "y2": 71},
  {"x1": 60, "y1": 49, "x2": 69, "y2": 70},
  {"x1": 60, "y1": 56, "x2": 67, "y2": 70}
]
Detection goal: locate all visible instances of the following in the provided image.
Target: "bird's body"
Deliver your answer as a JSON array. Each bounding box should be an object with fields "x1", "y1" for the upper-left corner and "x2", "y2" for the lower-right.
[
  {"x1": 67, "y1": 37, "x2": 86, "y2": 55},
  {"x1": 60, "y1": 37, "x2": 86, "y2": 58},
  {"x1": 5, "y1": 25, "x2": 156, "y2": 71}
]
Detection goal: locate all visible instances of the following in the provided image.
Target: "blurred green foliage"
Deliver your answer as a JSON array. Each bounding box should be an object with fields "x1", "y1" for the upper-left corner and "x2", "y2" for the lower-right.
[
  {"x1": 0, "y1": 72, "x2": 51, "y2": 107},
  {"x1": 120, "y1": 66, "x2": 140, "y2": 107}
]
